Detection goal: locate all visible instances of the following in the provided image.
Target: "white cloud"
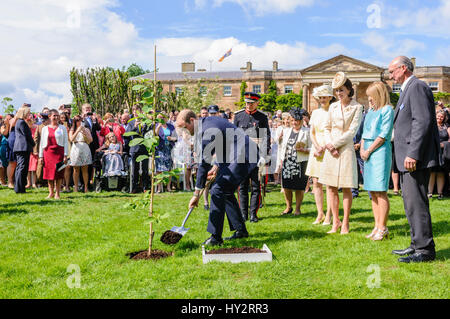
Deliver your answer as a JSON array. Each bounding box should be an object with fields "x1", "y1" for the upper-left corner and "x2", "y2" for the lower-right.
[{"x1": 195, "y1": 0, "x2": 315, "y2": 16}]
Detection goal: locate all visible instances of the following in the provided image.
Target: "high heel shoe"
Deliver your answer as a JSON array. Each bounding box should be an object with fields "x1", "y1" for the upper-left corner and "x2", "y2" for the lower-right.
[
  {"x1": 313, "y1": 216, "x2": 325, "y2": 225},
  {"x1": 327, "y1": 221, "x2": 342, "y2": 234},
  {"x1": 365, "y1": 227, "x2": 378, "y2": 239},
  {"x1": 372, "y1": 228, "x2": 389, "y2": 241}
]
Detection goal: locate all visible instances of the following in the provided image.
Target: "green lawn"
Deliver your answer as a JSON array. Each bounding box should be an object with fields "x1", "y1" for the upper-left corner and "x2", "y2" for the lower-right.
[{"x1": 0, "y1": 185, "x2": 448, "y2": 299}]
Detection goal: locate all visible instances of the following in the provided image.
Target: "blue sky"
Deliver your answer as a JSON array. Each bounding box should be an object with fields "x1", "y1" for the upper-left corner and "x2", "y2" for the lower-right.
[{"x1": 0, "y1": 0, "x2": 448, "y2": 111}]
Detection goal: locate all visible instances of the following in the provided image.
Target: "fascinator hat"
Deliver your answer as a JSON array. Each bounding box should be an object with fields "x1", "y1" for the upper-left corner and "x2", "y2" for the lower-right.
[
  {"x1": 289, "y1": 107, "x2": 305, "y2": 121},
  {"x1": 332, "y1": 71, "x2": 348, "y2": 89},
  {"x1": 312, "y1": 85, "x2": 334, "y2": 98}
]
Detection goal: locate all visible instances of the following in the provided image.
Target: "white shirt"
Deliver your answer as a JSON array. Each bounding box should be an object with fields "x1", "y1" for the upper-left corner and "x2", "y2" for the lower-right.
[{"x1": 401, "y1": 75, "x2": 415, "y2": 92}]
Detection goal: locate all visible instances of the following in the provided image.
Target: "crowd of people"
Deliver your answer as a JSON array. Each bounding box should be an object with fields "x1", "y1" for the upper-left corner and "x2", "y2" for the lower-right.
[{"x1": 0, "y1": 56, "x2": 448, "y2": 263}]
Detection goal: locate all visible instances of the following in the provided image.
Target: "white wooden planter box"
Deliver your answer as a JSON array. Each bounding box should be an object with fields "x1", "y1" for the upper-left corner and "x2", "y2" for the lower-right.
[{"x1": 202, "y1": 244, "x2": 273, "y2": 264}]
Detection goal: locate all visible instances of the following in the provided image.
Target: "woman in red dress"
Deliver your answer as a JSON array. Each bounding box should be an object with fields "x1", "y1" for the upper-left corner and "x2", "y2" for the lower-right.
[{"x1": 39, "y1": 110, "x2": 69, "y2": 200}]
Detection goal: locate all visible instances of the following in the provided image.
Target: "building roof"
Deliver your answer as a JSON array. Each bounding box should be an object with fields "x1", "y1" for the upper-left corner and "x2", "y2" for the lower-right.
[{"x1": 132, "y1": 71, "x2": 244, "y2": 82}]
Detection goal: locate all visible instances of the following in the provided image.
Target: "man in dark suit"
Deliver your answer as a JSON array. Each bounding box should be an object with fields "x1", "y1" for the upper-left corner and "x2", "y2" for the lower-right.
[
  {"x1": 389, "y1": 56, "x2": 440, "y2": 263},
  {"x1": 176, "y1": 109, "x2": 258, "y2": 246},
  {"x1": 81, "y1": 104, "x2": 101, "y2": 188},
  {"x1": 124, "y1": 106, "x2": 150, "y2": 193},
  {"x1": 13, "y1": 104, "x2": 35, "y2": 193}
]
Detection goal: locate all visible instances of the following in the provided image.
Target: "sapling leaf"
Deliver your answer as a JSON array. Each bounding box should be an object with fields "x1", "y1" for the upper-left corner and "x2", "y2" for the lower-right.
[
  {"x1": 136, "y1": 155, "x2": 149, "y2": 162},
  {"x1": 123, "y1": 131, "x2": 139, "y2": 137},
  {"x1": 128, "y1": 138, "x2": 144, "y2": 147}
]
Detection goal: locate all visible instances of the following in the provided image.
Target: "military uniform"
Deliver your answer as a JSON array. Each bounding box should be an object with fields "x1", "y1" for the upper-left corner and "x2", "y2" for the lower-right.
[
  {"x1": 195, "y1": 116, "x2": 257, "y2": 242},
  {"x1": 233, "y1": 93, "x2": 271, "y2": 222}
]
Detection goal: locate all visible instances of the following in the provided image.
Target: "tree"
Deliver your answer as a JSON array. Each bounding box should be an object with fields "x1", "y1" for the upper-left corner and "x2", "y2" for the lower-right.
[
  {"x1": 235, "y1": 81, "x2": 248, "y2": 109},
  {"x1": 276, "y1": 92, "x2": 303, "y2": 112},
  {"x1": 390, "y1": 93, "x2": 400, "y2": 108},
  {"x1": 123, "y1": 63, "x2": 150, "y2": 78},
  {"x1": 1, "y1": 97, "x2": 16, "y2": 115},
  {"x1": 259, "y1": 80, "x2": 278, "y2": 113},
  {"x1": 177, "y1": 77, "x2": 221, "y2": 113}
]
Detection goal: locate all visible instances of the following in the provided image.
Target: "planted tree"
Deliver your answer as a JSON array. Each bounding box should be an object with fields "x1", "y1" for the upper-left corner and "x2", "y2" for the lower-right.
[
  {"x1": 123, "y1": 78, "x2": 181, "y2": 259},
  {"x1": 1, "y1": 97, "x2": 15, "y2": 115}
]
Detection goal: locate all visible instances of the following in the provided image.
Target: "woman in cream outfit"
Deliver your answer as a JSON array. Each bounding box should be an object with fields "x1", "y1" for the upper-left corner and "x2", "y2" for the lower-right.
[
  {"x1": 318, "y1": 72, "x2": 363, "y2": 234},
  {"x1": 305, "y1": 85, "x2": 334, "y2": 225}
]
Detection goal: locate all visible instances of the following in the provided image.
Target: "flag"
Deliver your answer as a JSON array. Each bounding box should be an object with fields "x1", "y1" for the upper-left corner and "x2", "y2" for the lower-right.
[{"x1": 218, "y1": 48, "x2": 232, "y2": 62}]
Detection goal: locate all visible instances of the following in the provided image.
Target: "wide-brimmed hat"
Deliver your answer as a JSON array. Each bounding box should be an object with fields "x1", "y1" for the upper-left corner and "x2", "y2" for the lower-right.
[
  {"x1": 332, "y1": 72, "x2": 348, "y2": 89},
  {"x1": 312, "y1": 85, "x2": 334, "y2": 98}
]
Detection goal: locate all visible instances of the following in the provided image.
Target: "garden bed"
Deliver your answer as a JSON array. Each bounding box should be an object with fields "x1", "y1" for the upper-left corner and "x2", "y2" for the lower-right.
[{"x1": 128, "y1": 250, "x2": 173, "y2": 261}]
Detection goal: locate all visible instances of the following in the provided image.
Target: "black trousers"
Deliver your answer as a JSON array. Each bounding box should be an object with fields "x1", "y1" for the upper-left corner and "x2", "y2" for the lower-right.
[
  {"x1": 130, "y1": 152, "x2": 150, "y2": 192},
  {"x1": 14, "y1": 151, "x2": 30, "y2": 194},
  {"x1": 399, "y1": 169, "x2": 435, "y2": 255},
  {"x1": 208, "y1": 178, "x2": 247, "y2": 239},
  {"x1": 238, "y1": 166, "x2": 261, "y2": 219}
]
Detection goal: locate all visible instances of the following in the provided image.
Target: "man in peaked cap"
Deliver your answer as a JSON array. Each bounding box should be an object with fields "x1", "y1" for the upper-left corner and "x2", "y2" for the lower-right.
[{"x1": 233, "y1": 92, "x2": 271, "y2": 224}]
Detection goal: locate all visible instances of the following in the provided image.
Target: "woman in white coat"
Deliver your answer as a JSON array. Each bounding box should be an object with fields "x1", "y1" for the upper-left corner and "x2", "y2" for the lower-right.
[{"x1": 318, "y1": 72, "x2": 363, "y2": 234}]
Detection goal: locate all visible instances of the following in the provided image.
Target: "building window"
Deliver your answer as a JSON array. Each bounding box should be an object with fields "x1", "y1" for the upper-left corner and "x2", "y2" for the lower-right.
[
  {"x1": 284, "y1": 85, "x2": 294, "y2": 94},
  {"x1": 252, "y1": 85, "x2": 261, "y2": 94},
  {"x1": 392, "y1": 84, "x2": 401, "y2": 93},
  {"x1": 223, "y1": 85, "x2": 232, "y2": 97},
  {"x1": 428, "y1": 82, "x2": 439, "y2": 92},
  {"x1": 199, "y1": 86, "x2": 208, "y2": 96},
  {"x1": 175, "y1": 86, "x2": 183, "y2": 96}
]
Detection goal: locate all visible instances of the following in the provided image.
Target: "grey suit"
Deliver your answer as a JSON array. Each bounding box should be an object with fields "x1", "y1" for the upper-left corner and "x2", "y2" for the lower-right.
[{"x1": 393, "y1": 76, "x2": 439, "y2": 256}]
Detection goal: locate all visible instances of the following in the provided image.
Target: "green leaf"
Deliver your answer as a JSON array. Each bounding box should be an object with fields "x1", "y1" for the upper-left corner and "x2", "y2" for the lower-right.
[
  {"x1": 136, "y1": 155, "x2": 149, "y2": 162},
  {"x1": 132, "y1": 84, "x2": 146, "y2": 91},
  {"x1": 123, "y1": 131, "x2": 139, "y2": 137},
  {"x1": 128, "y1": 138, "x2": 144, "y2": 147}
]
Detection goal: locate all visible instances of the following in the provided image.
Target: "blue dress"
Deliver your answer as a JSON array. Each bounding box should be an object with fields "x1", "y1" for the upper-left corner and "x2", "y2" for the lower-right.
[{"x1": 362, "y1": 105, "x2": 394, "y2": 191}]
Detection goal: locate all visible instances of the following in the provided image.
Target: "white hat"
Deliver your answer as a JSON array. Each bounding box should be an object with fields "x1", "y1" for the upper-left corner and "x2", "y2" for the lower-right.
[
  {"x1": 312, "y1": 85, "x2": 334, "y2": 98},
  {"x1": 332, "y1": 71, "x2": 348, "y2": 89}
]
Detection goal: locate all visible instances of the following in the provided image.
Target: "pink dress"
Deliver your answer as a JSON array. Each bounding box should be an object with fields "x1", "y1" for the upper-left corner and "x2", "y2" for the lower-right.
[{"x1": 28, "y1": 125, "x2": 38, "y2": 172}]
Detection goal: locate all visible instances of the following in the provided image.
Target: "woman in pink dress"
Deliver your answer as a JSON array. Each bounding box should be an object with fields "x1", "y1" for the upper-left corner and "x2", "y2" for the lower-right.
[
  {"x1": 39, "y1": 110, "x2": 69, "y2": 200},
  {"x1": 26, "y1": 113, "x2": 38, "y2": 188}
]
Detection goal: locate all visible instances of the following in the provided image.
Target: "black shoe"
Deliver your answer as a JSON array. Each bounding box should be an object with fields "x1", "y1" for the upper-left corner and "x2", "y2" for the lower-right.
[
  {"x1": 203, "y1": 236, "x2": 223, "y2": 246},
  {"x1": 250, "y1": 214, "x2": 259, "y2": 223},
  {"x1": 224, "y1": 230, "x2": 249, "y2": 241},
  {"x1": 398, "y1": 252, "x2": 435, "y2": 263},
  {"x1": 392, "y1": 247, "x2": 415, "y2": 256}
]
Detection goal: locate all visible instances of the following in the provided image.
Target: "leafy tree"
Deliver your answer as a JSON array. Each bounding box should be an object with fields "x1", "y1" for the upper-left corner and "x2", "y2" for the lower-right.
[
  {"x1": 176, "y1": 77, "x2": 221, "y2": 113},
  {"x1": 1, "y1": 97, "x2": 16, "y2": 115},
  {"x1": 235, "y1": 81, "x2": 248, "y2": 109},
  {"x1": 123, "y1": 63, "x2": 150, "y2": 78},
  {"x1": 390, "y1": 93, "x2": 400, "y2": 108},
  {"x1": 259, "y1": 80, "x2": 278, "y2": 113},
  {"x1": 276, "y1": 92, "x2": 303, "y2": 112}
]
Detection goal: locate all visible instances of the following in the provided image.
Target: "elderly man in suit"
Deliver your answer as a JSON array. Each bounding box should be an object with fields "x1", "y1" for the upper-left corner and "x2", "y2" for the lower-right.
[
  {"x1": 389, "y1": 56, "x2": 440, "y2": 263},
  {"x1": 13, "y1": 105, "x2": 35, "y2": 193}
]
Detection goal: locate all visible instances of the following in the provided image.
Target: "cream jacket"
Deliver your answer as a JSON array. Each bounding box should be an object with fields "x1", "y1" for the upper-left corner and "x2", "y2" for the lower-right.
[
  {"x1": 279, "y1": 127, "x2": 311, "y2": 164},
  {"x1": 39, "y1": 125, "x2": 70, "y2": 158}
]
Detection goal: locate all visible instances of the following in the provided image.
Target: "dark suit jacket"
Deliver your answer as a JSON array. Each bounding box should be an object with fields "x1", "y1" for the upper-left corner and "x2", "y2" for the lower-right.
[
  {"x1": 13, "y1": 119, "x2": 35, "y2": 153},
  {"x1": 83, "y1": 117, "x2": 101, "y2": 153},
  {"x1": 196, "y1": 116, "x2": 258, "y2": 189},
  {"x1": 393, "y1": 76, "x2": 440, "y2": 172}
]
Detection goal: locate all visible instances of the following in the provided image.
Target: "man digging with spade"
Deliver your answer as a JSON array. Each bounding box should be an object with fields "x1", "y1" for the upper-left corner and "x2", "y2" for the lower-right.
[{"x1": 175, "y1": 109, "x2": 260, "y2": 246}]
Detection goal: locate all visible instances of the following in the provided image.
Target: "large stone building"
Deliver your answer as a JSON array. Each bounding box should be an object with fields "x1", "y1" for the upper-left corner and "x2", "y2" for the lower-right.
[{"x1": 136, "y1": 55, "x2": 450, "y2": 113}]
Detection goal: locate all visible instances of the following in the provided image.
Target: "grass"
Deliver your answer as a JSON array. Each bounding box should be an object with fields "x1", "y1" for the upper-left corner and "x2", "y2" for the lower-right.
[{"x1": 0, "y1": 185, "x2": 448, "y2": 299}]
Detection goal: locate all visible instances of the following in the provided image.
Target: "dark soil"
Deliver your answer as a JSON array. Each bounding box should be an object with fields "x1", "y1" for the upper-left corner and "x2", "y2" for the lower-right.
[
  {"x1": 128, "y1": 250, "x2": 173, "y2": 260},
  {"x1": 206, "y1": 247, "x2": 266, "y2": 255},
  {"x1": 160, "y1": 230, "x2": 183, "y2": 245}
]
